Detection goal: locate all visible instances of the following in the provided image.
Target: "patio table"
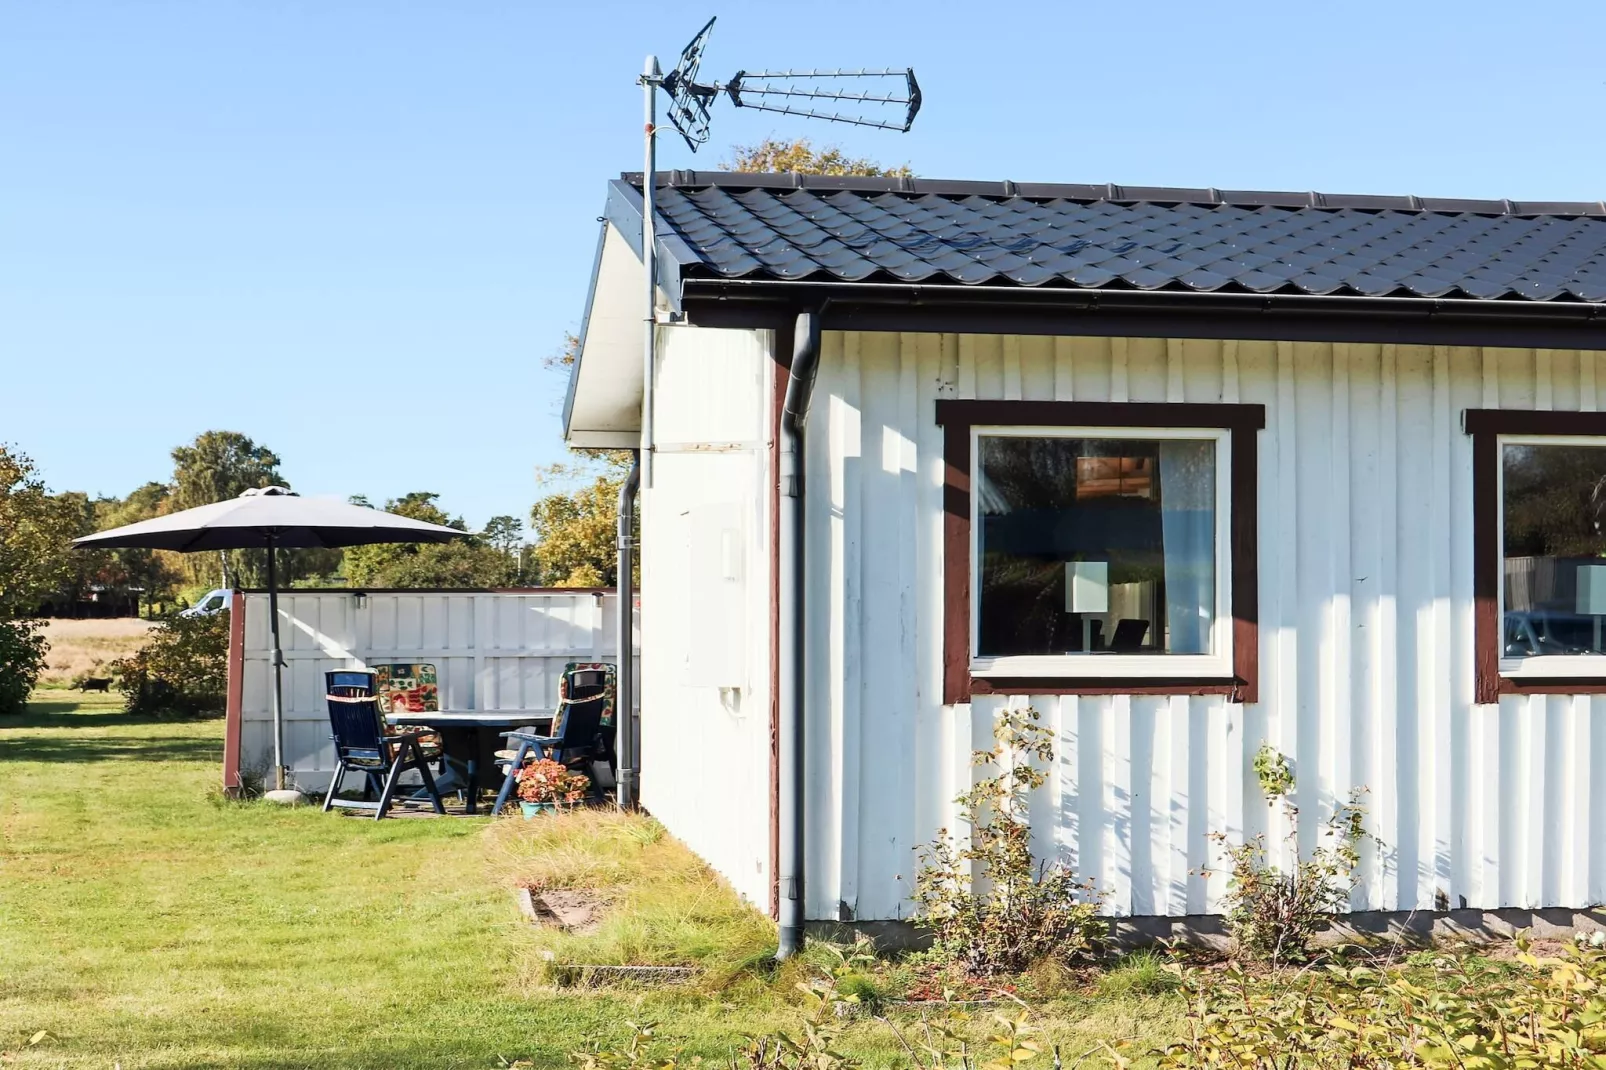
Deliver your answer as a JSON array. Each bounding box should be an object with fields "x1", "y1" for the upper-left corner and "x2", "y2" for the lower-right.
[{"x1": 386, "y1": 710, "x2": 554, "y2": 814}]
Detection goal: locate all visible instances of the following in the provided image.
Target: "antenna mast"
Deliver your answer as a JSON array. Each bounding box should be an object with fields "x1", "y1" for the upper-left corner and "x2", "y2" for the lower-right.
[
  {"x1": 624, "y1": 21, "x2": 919, "y2": 913},
  {"x1": 637, "y1": 17, "x2": 919, "y2": 481}
]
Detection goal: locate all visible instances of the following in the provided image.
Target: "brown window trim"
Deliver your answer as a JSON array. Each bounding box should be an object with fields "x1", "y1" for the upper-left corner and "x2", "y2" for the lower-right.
[
  {"x1": 1466, "y1": 407, "x2": 1606, "y2": 701},
  {"x1": 936, "y1": 399, "x2": 1264, "y2": 704}
]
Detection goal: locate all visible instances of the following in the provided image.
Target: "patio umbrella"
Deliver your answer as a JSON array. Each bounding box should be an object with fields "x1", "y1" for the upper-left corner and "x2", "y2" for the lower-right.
[{"x1": 74, "y1": 486, "x2": 467, "y2": 793}]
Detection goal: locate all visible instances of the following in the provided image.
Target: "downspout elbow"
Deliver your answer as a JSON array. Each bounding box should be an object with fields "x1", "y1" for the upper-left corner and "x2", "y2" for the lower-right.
[
  {"x1": 617, "y1": 457, "x2": 642, "y2": 530},
  {"x1": 782, "y1": 307, "x2": 826, "y2": 441}
]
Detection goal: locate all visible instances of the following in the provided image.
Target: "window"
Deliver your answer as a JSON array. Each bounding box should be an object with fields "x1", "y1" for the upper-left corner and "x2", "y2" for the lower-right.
[
  {"x1": 1502, "y1": 439, "x2": 1606, "y2": 661},
  {"x1": 938, "y1": 400, "x2": 1263, "y2": 701},
  {"x1": 973, "y1": 428, "x2": 1229, "y2": 675},
  {"x1": 1467, "y1": 410, "x2": 1606, "y2": 699}
]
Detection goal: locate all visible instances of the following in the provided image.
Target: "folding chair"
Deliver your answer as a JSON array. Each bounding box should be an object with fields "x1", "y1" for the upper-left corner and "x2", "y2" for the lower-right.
[
  {"x1": 321, "y1": 670, "x2": 446, "y2": 820},
  {"x1": 491, "y1": 665, "x2": 614, "y2": 814},
  {"x1": 371, "y1": 661, "x2": 459, "y2": 795}
]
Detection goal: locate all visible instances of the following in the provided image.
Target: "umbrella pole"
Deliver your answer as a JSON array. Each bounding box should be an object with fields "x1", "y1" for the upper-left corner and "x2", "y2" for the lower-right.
[{"x1": 266, "y1": 534, "x2": 286, "y2": 792}]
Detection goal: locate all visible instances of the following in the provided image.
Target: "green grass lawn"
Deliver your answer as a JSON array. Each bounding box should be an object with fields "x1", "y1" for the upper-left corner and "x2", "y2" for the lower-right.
[{"x1": 0, "y1": 695, "x2": 1177, "y2": 1069}]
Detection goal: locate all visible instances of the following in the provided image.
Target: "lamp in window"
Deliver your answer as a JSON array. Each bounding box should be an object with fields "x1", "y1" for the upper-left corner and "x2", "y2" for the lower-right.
[
  {"x1": 1066, "y1": 560, "x2": 1108, "y2": 654},
  {"x1": 1577, "y1": 564, "x2": 1606, "y2": 653}
]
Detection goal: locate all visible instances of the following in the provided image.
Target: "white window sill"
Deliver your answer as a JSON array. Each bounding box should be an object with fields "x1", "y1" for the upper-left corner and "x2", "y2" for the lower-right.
[
  {"x1": 1500, "y1": 655, "x2": 1606, "y2": 679},
  {"x1": 970, "y1": 653, "x2": 1232, "y2": 679}
]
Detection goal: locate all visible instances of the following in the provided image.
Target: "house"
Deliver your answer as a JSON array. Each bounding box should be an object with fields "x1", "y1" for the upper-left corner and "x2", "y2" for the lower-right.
[{"x1": 564, "y1": 170, "x2": 1606, "y2": 946}]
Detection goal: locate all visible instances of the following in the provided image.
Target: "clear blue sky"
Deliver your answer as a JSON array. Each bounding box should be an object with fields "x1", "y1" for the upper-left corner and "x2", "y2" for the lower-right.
[{"x1": 7, "y1": 1, "x2": 1606, "y2": 529}]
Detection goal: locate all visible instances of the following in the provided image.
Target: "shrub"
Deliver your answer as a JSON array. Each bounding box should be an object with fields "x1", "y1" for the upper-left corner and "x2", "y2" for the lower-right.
[
  {"x1": 1212, "y1": 745, "x2": 1368, "y2": 966},
  {"x1": 1251, "y1": 742, "x2": 1293, "y2": 799},
  {"x1": 0, "y1": 618, "x2": 47, "y2": 715},
  {"x1": 1157, "y1": 935, "x2": 1606, "y2": 1068},
  {"x1": 111, "y1": 611, "x2": 229, "y2": 717},
  {"x1": 913, "y1": 705, "x2": 1106, "y2": 977}
]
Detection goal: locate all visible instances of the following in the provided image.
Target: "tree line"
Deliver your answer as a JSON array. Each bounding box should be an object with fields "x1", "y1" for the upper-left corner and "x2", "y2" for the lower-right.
[{"x1": 8, "y1": 427, "x2": 628, "y2": 617}]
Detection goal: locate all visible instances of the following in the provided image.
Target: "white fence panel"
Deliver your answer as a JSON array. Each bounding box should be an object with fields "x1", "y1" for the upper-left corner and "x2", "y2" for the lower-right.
[{"x1": 238, "y1": 589, "x2": 639, "y2": 786}]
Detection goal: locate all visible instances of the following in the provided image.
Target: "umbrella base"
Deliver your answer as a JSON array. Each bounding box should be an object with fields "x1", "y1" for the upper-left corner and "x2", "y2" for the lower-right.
[{"x1": 263, "y1": 789, "x2": 302, "y2": 806}]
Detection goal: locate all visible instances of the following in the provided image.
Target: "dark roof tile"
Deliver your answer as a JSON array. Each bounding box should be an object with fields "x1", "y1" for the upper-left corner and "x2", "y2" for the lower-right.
[{"x1": 639, "y1": 173, "x2": 1606, "y2": 302}]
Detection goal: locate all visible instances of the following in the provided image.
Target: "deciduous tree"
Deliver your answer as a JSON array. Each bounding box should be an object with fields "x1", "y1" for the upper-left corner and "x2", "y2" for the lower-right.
[
  {"x1": 0, "y1": 447, "x2": 83, "y2": 617},
  {"x1": 170, "y1": 431, "x2": 284, "y2": 511},
  {"x1": 343, "y1": 493, "x2": 517, "y2": 588},
  {"x1": 722, "y1": 137, "x2": 911, "y2": 178},
  {"x1": 95, "y1": 482, "x2": 184, "y2": 609},
  {"x1": 528, "y1": 463, "x2": 633, "y2": 587},
  {"x1": 165, "y1": 431, "x2": 338, "y2": 589},
  {"x1": 168, "y1": 431, "x2": 287, "y2": 588},
  {"x1": 0, "y1": 446, "x2": 83, "y2": 713}
]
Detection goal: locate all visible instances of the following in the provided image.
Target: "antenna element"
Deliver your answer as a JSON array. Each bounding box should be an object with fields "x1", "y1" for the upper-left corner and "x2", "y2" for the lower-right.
[
  {"x1": 647, "y1": 18, "x2": 922, "y2": 150},
  {"x1": 660, "y1": 17, "x2": 717, "y2": 150},
  {"x1": 726, "y1": 69, "x2": 921, "y2": 132}
]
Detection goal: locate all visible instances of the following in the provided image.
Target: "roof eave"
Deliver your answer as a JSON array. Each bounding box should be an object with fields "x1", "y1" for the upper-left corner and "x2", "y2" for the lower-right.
[
  {"x1": 604, "y1": 178, "x2": 704, "y2": 313},
  {"x1": 680, "y1": 277, "x2": 1606, "y2": 350},
  {"x1": 562, "y1": 216, "x2": 613, "y2": 441}
]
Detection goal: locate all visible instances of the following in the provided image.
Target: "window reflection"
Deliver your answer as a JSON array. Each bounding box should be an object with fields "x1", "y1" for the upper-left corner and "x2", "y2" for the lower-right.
[
  {"x1": 975, "y1": 435, "x2": 1216, "y2": 658},
  {"x1": 1502, "y1": 443, "x2": 1606, "y2": 657}
]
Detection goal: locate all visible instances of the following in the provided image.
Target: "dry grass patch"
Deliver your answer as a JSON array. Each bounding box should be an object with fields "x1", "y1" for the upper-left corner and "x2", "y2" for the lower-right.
[
  {"x1": 487, "y1": 809, "x2": 777, "y2": 985},
  {"x1": 36, "y1": 617, "x2": 154, "y2": 686}
]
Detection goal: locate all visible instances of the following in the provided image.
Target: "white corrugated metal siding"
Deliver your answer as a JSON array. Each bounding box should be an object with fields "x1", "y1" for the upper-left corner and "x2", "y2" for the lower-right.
[
  {"x1": 239, "y1": 589, "x2": 637, "y2": 787},
  {"x1": 799, "y1": 331, "x2": 1606, "y2": 922},
  {"x1": 639, "y1": 325, "x2": 776, "y2": 910}
]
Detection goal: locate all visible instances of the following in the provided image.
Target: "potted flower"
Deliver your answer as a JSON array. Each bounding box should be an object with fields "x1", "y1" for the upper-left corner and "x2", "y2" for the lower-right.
[{"x1": 515, "y1": 758, "x2": 591, "y2": 817}]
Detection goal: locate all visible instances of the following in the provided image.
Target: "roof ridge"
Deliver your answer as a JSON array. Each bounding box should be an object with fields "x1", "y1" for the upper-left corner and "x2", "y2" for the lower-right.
[{"x1": 625, "y1": 170, "x2": 1606, "y2": 218}]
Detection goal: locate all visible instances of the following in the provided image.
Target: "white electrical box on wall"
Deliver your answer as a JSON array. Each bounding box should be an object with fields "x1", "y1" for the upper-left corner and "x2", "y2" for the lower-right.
[{"x1": 685, "y1": 501, "x2": 747, "y2": 689}]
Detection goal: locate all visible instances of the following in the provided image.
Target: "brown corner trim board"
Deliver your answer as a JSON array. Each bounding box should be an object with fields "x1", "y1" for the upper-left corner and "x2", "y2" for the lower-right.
[
  {"x1": 935, "y1": 399, "x2": 1264, "y2": 704},
  {"x1": 766, "y1": 319, "x2": 793, "y2": 920},
  {"x1": 1466, "y1": 408, "x2": 1606, "y2": 701}
]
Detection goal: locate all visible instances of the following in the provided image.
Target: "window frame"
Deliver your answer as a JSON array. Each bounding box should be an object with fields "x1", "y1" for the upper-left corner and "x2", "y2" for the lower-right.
[
  {"x1": 937, "y1": 399, "x2": 1265, "y2": 703},
  {"x1": 1467, "y1": 408, "x2": 1606, "y2": 699},
  {"x1": 968, "y1": 423, "x2": 1235, "y2": 680}
]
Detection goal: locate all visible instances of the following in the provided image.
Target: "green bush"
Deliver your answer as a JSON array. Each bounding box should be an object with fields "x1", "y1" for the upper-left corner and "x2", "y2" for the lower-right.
[
  {"x1": 913, "y1": 706, "x2": 1106, "y2": 976},
  {"x1": 111, "y1": 612, "x2": 229, "y2": 717},
  {"x1": 1215, "y1": 745, "x2": 1369, "y2": 966},
  {"x1": 1157, "y1": 935, "x2": 1606, "y2": 1068},
  {"x1": 1251, "y1": 742, "x2": 1294, "y2": 799},
  {"x1": 0, "y1": 618, "x2": 47, "y2": 715}
]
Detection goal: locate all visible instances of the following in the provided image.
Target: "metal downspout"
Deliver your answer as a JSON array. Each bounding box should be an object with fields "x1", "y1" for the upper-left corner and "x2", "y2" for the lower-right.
[
  {"x1": 776, "y1": 306, "x2": 826, "y2": 960},
  {"x1": 616, "y1": 454, "x2": 641, "y2": 809}
]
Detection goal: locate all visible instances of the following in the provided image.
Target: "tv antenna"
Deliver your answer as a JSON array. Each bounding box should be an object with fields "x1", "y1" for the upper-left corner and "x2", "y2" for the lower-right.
[
  {"x1": 635, "y1": 16, "x2": 920, "y2": 480},
  {"x1": 654, "y1": 17, "x2": 921, "y2": 151}
]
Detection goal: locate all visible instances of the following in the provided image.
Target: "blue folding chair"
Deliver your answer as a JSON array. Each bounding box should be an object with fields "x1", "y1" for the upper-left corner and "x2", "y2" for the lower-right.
[
  {"x1": 322, "y1": 670, "x2": 446, "y2": 820},
  {"x1": 491, "y1": 667, "x2": 612, "y2": 813}
]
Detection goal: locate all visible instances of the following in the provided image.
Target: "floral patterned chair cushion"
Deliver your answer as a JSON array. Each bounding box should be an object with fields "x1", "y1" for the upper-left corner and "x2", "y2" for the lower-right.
[
  {"x1": 559, "y1": 661, "x2": 616, "y2": 729},
  {"x1": 371, "y1": 663, "x2": 443, "y2": 758}
]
